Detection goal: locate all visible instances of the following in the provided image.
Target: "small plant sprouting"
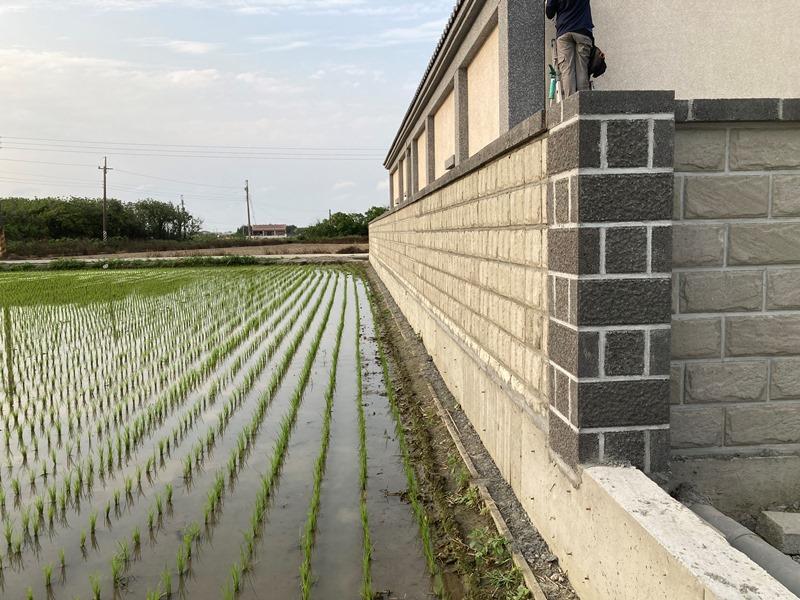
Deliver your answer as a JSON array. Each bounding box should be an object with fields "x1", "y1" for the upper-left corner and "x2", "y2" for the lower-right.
[
  {"x1": 90, "y1": 573, "x2": 101, "y2": 600},
  {"x1": 43, "y1": 563, "x2": 53, "y2": 588}
]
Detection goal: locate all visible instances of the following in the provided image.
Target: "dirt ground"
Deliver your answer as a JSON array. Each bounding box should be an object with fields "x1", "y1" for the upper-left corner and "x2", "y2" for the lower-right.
[{"x1": 365, "y1": 266, "x2": 579, "y2": 600}]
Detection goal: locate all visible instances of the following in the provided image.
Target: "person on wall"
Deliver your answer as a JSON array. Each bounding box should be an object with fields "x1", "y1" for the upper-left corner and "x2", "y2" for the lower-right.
[{"x1": 546, "y1": 0, "x2": 594, "y2": 97}]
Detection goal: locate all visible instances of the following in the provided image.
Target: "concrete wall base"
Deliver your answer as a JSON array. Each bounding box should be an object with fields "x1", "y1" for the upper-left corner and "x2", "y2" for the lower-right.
[{"x1": 371, "y1": 254, "x2": 794, "y2": 600}]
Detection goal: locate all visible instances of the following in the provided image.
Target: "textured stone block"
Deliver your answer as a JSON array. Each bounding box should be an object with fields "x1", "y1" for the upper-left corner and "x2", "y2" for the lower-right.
[
  {"x1": 604, "y1": 331, "x2": 645, "y2": 376},
  {"x1": 671, "y1": 406, "x2": 724, "y2": 448},
  {"x1": 770, "y1": 359, "x2": 800, "y2": 400},
  {"x1": 577, "y1": 380, "x2": 670, "y2": 428},
  {"x1": 551, "y1": 276, "x2": 571, "y2": 323},
  {"x1": 606, "y1": 120, "x2": 649, "y2": 168},
  {"x1": 671, "y1": 365, "x2": 684, "y2": 405},
  {"x1": 730, "y1": 129, "x2": 800, "y2": 170},
  {"x1": 726, "y1": 403, "x2": 800, "y2": 445},
  {"x1": 578, "y1": 279, "x2": 672, "y2": 326},
  {"x1": 649, "y1": 329, "x2": 672, "y2": 376},
  {"x1": 729, "y1": 224, "x2": 800, "y2": 265},
  {"x1": 604, "y1": 430, "x2": 645, "y2": 469},
  {"x1": 727, "y1": 316, "x2": 800, "y2": 357},
  {"x1": 757, "y1": 512, "x2": 800, "y2": 555},
  {"x1": 648, "y1": 428, "x2": 671, "y2": 473},
  {"x1": 546, "y1": 120, "x2": 601, "y2": 175},
  {"x1": 672, "y1": 224, "x2": 725, "y2": 268},
  {"x1": 605, "y1": 227, "x2": 647, "y2": 274},
  {"x1": 684, "y1": 176, "x2": 769, "y2": 219},
  {"x1": 548, "y1": 410, "x2": 599, "y2": 466},
  {"x1": 547, "y1": 227, "x2": 600, "y2": 275},
  {"x1": 651, "y1": 226, "x2": 673, "y2": 274},
  {"x1": 783, "y1": 99, "x2": 800, "y2": 121},
  {"x1": 552, "y1": 178, "x2": 571, "y2": 223},
  {"x1": 577, "y1": 173, "x2": 672, "y2": 222},
  {"x1": 767, "y1": 269, "x2": 800, "y2": 310},
  {"x1": 679, "y1": 271, "x2": 763, "y2": 313},
  {"x1": 685, "y1": 362, "x2": 768, "y2": 404},
  {"x1": 548, "y1": 321, "x2": 599, "y2": 377},
  {"x1": 671, "y1": 318, "x2": 722, "y2": 359},
  {"x1": 673, "y1": 177, "x2": 684, "y2": 219},
  {"x1": 674, "y1": 128, "x2": 727, "y2": 172},
  {"x1": 571, "y1": 90, "x2": 675, "y2": 115},
  {"x1": 691, "y1": 99, "x2": 780, "y2": 122},
  {"x1": 772, "y1": 175, "x2": 800, "y2": 217},
  {"x1": 653, "y1": 120, "x2": 676, "y2": 169}
]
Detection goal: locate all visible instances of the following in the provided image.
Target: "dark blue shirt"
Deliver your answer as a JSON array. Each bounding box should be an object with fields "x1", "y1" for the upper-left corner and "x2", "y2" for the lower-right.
[{"x1": 546, "y1": 0, "x2": 594, "y2": 39}]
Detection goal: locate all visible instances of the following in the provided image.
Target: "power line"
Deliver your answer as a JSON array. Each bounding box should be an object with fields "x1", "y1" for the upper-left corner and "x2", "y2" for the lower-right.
[
  {"x1": 0, "y1": 146, "x2": 381, "y2": 161},
  {"x1": 1, "y1": 135, "x2": 384, "y2": 152},
  {"x1": 114, "y1": 168, "x2": 240, "y2": 190},
  {"x1": 2, "y1": 141, "x2": 382, "y2": 158}
]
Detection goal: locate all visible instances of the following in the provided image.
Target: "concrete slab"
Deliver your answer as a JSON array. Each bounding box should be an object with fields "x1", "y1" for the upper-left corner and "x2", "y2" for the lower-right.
[{"x1": 758, "y1": 512, "x2": 800, "y2": 555}]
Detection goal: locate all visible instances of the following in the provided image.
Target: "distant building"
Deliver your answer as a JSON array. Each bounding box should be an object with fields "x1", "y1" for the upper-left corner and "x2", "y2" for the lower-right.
[{"x1": 250, "y1": 224, "x2": 288, "y2": 239}]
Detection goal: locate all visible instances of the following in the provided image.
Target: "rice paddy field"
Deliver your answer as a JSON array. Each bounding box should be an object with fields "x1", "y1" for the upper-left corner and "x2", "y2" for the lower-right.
[{"x1": 0, "y1": 265, "x2": 435, "y2": 600}]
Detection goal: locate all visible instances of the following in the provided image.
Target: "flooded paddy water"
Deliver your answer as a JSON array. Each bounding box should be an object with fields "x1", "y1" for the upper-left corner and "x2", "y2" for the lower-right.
[{"x1": 0, "y1": 265, "x2": 435, "y2": 600}]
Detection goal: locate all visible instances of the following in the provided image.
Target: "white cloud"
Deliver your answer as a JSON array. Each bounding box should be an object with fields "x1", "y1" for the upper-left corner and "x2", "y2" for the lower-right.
[
  {"x1": 165, "y1": 68, "x2": 220, "y2": 86},
  {"x1": 332, "y1": 180, "x2": 356, "y2": 191},
  {"x1": 134, "y1": 38, "x2": 220, "y2": 55}
]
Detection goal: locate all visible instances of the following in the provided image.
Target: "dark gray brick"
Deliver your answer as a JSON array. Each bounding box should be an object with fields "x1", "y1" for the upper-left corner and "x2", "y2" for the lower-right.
[
  {"x1": 547, "y1": 228, "x2": 600, "y2": 275},
  {"x1": 574, "y1": 90, "x2": 675, "y2": 115},
  {"x1": 554, "y1": 179, "x2": 570, "y2": 223},
  {"x1": 548, "y1": 411, "x2": 600, "y2": 466},
  {"x1": 577, "y1": 173, "x2": 673, "y2": 222},
  {"x1": 548, "y1": 321, "x2": 599, "y2": 377},
  {"x1": 649, "y1": 329, "x2": 672, "y2": 376},
  {"x1": 577, "y1": 279, "x2": 672, "y2": 326},
  {"x1": 674, "y1": 100, "x2": 690, "y2": 123},
  {"x1": 604, "y1": 430, "x2": 645, "y2": 469},
  {"x1": 606, "y1": 120, "x2": 649, "y2": 168},
  {"x1": 653, "y1": 120, "x2": 675, "y2": 169},
  {"x1": 783, "y1": 99, "x2": 800, "y2": 121},
  {"x1": 577, "y1": 380, "x2": 671, "y2": 428},
  {"x1": 649, "y1": 429, "x2": 671, "y2": 473},
  {"x1": 605, "y1": 331, "x2": 645, "y2": 376},
  {"x1": 605, "y1": 227, "x2": 648, "y2": 274},
  {"x1": 691, "y1": 98, "x2": 780, "y2": 122},
  {"x1": 546, "y1": 119, "x2": 601, "y2": 175},
  {"x1": 651, "y1": 226, "x2": 673, "y2": 273}
]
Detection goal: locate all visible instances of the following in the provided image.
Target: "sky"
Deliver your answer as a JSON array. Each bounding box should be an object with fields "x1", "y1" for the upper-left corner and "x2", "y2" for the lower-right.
[{"x1": 0, "y1": 0, "x2": 455, "y2": 231}]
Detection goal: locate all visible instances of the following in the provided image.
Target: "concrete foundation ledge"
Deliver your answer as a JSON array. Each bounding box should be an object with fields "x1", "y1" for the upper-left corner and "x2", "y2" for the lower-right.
[{"x1": 580, "y1": 466, "x2": 795, "y2": 599}]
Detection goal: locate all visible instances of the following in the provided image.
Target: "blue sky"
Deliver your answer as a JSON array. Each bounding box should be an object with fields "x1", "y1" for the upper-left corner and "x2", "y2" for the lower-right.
[{"x1": 0, "y1": 0, "x2": 454, "y2": 230}]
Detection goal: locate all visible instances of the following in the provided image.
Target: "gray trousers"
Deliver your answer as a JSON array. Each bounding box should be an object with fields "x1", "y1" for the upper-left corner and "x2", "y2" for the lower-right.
[{"x1": 556, "y1": 32, "x2": 593, "y2": 97}]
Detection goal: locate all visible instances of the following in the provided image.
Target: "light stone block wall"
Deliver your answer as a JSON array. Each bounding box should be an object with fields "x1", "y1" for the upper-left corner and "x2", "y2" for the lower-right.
[
  {"x1": 371, "y1": 135, "x2": 551, "y2": 420},
  {"x1": 467, "y1": 25, "x2": 500, "y2": 157},
  {"x1": 672, "y1": 122, "x2": 800, "y2": 456},
  {"x1": 433, "y1": 90, "x2": 456, "y2": 180}
]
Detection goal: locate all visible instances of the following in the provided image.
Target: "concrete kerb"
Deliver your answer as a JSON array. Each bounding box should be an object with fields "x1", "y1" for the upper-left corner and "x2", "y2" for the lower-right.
[{"x1": 426, "y1": 382, "x2": 548, "y2": 600}]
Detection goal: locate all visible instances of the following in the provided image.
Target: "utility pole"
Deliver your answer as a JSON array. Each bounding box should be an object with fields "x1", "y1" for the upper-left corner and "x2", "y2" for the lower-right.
[
  {"x1": 245, "y1": 180, "x2": 253, "y2": 237},
  {"x1": 180, "y1": 194, "x2": 186, "y2": 240},
  {"x1": 98, "y1": 157, "x2": 113, "y2": 243}
]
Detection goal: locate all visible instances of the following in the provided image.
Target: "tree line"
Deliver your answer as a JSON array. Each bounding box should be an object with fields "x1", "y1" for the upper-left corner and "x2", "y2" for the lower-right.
[
  {"x1": 0, "y1": 197, "x2": 202, "y2": 241},
  {"x1": 239, "y1": 206, "x2": 385, "y2": 239}
]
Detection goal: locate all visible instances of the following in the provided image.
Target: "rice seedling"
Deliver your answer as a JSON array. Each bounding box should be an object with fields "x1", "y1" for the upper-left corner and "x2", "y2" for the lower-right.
[
  {"x1": 43, "y1": 563, "x2": 53, "y2": 588},
  {"x1": 90, "y1": 573, "x2": 101, "y2": 599}
]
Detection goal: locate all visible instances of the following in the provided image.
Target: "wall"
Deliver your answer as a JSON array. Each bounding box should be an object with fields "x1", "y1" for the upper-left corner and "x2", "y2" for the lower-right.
[
  {"x1": 371, "y1": 92, "x2": 795, "y2": 600},
  {"x1": 373, "y1": 118, "x2": 551, "y2": 423},
  {"x1": 385, "y1": 0, "x2": 546, "y2": 197},
  {"x1": 467, "y1": 25, "x2": 500, "y2": 156},
  {"x1": 589, "y1": 0, "x2": 800, "y2": 99},
  {"x1": 415, "y1": 131, "x2": 428, "y2": 191},
  {"x1": 670, "y1": 101, "x2": 800, "y2": 469},
  {"x1": 433, "y1": 90, "x2": 456, "y2": 180}
]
